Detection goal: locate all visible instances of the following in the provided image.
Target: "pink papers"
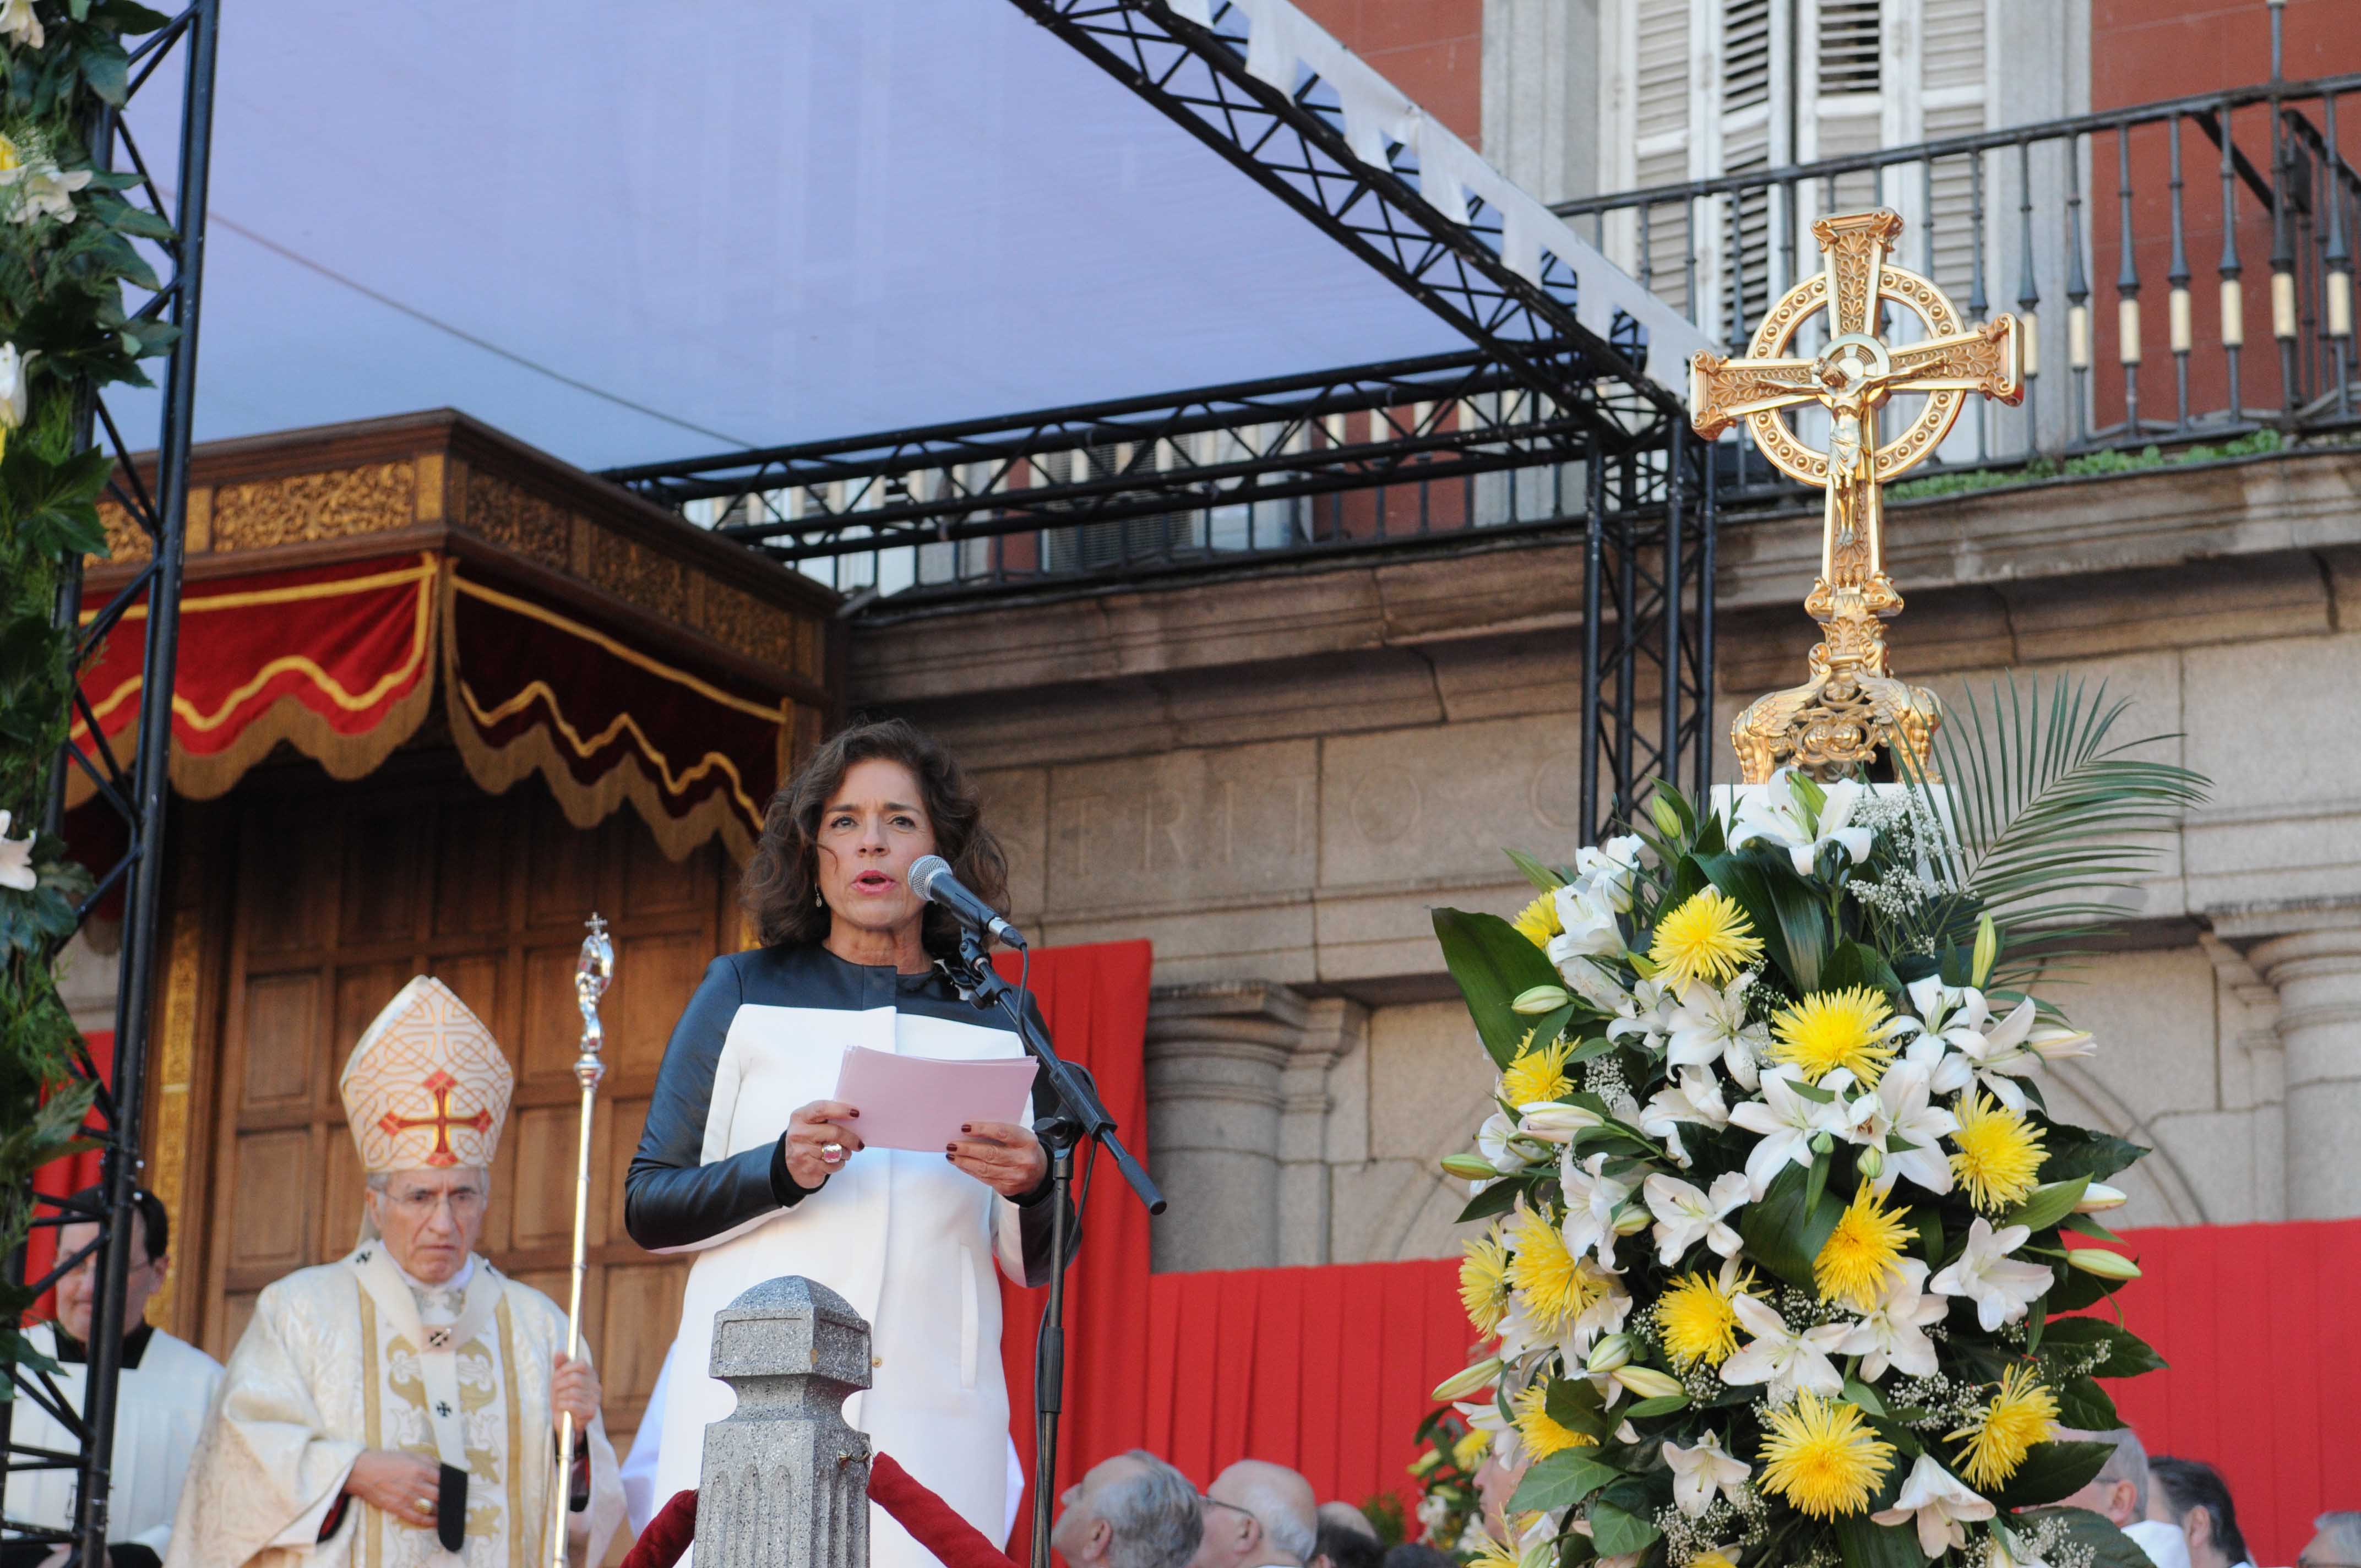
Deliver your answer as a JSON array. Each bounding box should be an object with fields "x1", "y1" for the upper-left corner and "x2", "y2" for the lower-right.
[{"x1": 831, "y1": 1045, "x2": 1037, "y2": 1153}]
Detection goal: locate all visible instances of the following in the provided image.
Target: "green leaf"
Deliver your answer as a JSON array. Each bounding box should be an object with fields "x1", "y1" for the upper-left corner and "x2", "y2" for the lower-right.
[
  {"x1": 1842, "y1": 1378, "x2": 1889, "y2": 1417},
  {"x1": 1586, "y1": 1501, "x2": 1661, "y2": 1559},
  {"x1": 1508, "y1": 1452, "x2": 1620, "y2": 1514},
  {"x1": 1622, "y1": 1392, "x2": 1689, "y2": 1419},
  {"x1": 1739, "y1": 1159, "x2": 1843, "y2": 1288},
  {"x1": 2026, "y1": 1292, "x2": 2047, "y2": 1355},
  {"x1": 1836, "y1": 1517, "x2": 1928, "y2": 1568},
  {"x1": 2052, "y1": 1374, "x2": 2121, "y2": 1430},
  {"x1": 1802, "y1": 1145, "x2": 1832, "y2": 1220},
  {"x1": 1544, "y1": 1373, "x2": 1615, "y2": 1440},
  {"x1": 1455, "y1": 1179, "x2": 1522, "y2": 1226},
  {"x1": 2060, "y1": 1212, "x2": 2126, "y2": 1245},
  {"x1": 1505, "y1": 848, "x2": 1567, "y2": 893},
  {"x1": 1993, "y1": 1440, "x2": 2115, "y2": 1509},
  {"x1": 1821, "y1": 939, "x2": 1903, "y2": 997},
  {"x1": 2004, "y1": 1177, "x2": 2090, "y2": 1237},
  {"x1": 2025, "y1": 1509, "x2": 2165, "y2": 1568},
  {"x1": 2039, "y1": 1126, "x2": 2148, "y2": 1184},
  {"x1": 2036, "y1": 1317, "x2": 2167, "y2": 1378},
  {"x1": 1433, "y1": 908, "x2": 1565, "y2": 1069},
  {"x1": 80, "y1": 42, "x2": 130, "y2": 105},
  {"x1": 1696, "y1": 851, "x2": 1829, "y2": 992}
]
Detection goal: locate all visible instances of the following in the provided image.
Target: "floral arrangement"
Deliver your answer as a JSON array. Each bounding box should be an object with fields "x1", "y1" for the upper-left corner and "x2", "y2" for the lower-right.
[
  {"x1": 0, "y1": 0, "x2": 179, "y2": 1374},
  {"x1": 1407, "y1": 1403, "x2": 1495, "y2": 1553},
  {"x1": 1427, "y1": 684, "x2": 2205, "y2": 1568}
]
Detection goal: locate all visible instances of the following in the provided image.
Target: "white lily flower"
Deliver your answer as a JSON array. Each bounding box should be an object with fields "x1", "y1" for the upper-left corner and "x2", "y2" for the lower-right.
[
  {"x1": 1451, "y1": 1393, "x2": 1519, "y2": 1464},
  {"x1": 0, "y1": 809, "x2": 35, "y2": 892},
  {"x1": 1517, "y1": 1100, "x2": 1604, "y2": 1143},
  {"x1": 1553, "y1": 1259, "x2": 1634, "y2": 1360},
  {"x1": 1645, "y1": 1169, "x2": 1750, "y2": 1266},
  {"x1": 1834, "y1": 1256, "x2": 1946, "y2": 1379},
  {"x1": 1663, "y1": 1431, "x2": 1751, "y2": 1517},
  {"x1": 0, "y1": 342, "x2": 30, "y2": 434},
  {"x1": 1575, "y1": 834, "x2": 1644, "y2": 912},
  {"x1": 1549, "y1": 880, "x2": 1627, "y2": 962},
  {"x1": 1872, "y1": 1453, "x2": 1996, "y2": 1557},
  {"x1": 1720, "y1": 1293, "x2": 1847, "y2": 1400},
  {"x1": 1556, "y1": 952, "x2": 1633, "y2": 1015},
  {"x1": 1907, "y1": 977, "x2": 2077, "y2": 1112},
  {"x1": 1640, "y1": 1066, "x2": 1729, "y2": 1166},
  {"x1": 1726, "y1": 1066, "x2": 1848, "y2": 1199},
  {"x1": 2026, "y1": 1016, "x2": 2096, "y2": 1061},
  {"x1": 0, "y1": 0, "x2": 42, "y2": 51},
  {"x1": 0, "y1": 159, "x2": 93, "y2": 225},
  {"x1": 1560, "y1": 1150, "x2": 1633, "y2": 1267},
  {"x1": 1476, "y1": 1109, "x2": 1539, "y2": 1176},
  {"x1": 1664, "y1": 973, "x2": 1769, "y2": 1090},
  {"x1": 1859, "y1": 1060, "x2": 1957, "y2": 1196},
  {"x1": 1929, "y1": 1216, "x2": 2052, "y2": 1330},
  {"x1": 1606, "y1": 978, "x2": 1675, "y2": 1052},
  {"x1": 1727, "y1": 769, "x2": 1876, "y2": 877}
]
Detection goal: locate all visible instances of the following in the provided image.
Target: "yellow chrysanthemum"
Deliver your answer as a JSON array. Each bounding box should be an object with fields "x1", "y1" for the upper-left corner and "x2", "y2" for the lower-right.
[
  {"x1": 1757, "y1": 1390, "x2": 1897, "y2": 1518},
  {"x1": 1947, "y1": 1364, "x2": 2059, "y2": 1489},
  {"x1": 1511, "y1": 1380, "x2": 1598, "y2": 1461},
  {"x1": 1467, "y1": 1538, "x2": 1519, "y2": 1568},
  {"x1": 1500, "y1": 1033, "x2": 1573, "y2": 1108},
  {"x1": 0, "y1": 137, "x2": 17, "y2": 175},
  {"x1": 1688, "y1": 1552, "x2": 1740, "y2": 1568},
  {"x1": 1512, "y1": 890, "x2": 1563, "y2": 949},
  {"x1": 1770, "y1": 986, "x2": 1898, "y2": 1085},
  {"x1": 1949, "y1": 1091, "x2": 2047, "y2": 1213},
  {"x1": 1648, "y1": 888, "x2": 1765, "y2": 989},
  {"x1": 1659, "y1": 1266, "x2": 1749, "y2": 1370},
  {"x1": 1814, "y1": 1185, "x2": 1911, "y2": 1311},
  {"x1": 1450, "y1": 1425, "x2": 1493, "y2": 1472},
  {"x1": 1506, "y1": 1206, "x2": 1606, "y2": 1329},
  {"x1": 1459, "y1": 1226, "x2": 1513, "y2": 1333}
]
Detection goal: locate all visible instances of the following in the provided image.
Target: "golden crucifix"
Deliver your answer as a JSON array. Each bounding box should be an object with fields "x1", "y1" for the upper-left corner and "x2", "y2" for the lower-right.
[{"x1": 1691, "y1": 209, "x2": 2023, "y2": 783}]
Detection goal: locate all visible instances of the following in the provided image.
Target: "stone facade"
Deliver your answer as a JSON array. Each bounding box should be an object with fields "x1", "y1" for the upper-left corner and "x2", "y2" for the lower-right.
[{"x1": 852, "y1": 447, "x2": 2361, "y2": 1268}]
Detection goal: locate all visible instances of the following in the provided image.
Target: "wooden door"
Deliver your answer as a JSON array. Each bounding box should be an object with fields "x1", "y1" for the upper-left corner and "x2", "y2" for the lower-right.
[{"x1": 192, "y1": 753, "x2": 731, "y2": 1469}]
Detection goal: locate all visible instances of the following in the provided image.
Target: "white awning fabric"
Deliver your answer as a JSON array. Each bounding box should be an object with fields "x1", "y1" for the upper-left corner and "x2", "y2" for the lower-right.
[{"x1": 118, "y1": 0, "x2": 1704, "y2": 472}]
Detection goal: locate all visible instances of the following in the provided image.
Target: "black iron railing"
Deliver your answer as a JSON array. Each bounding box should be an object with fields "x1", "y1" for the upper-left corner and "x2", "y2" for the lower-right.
[{"x1": 1554, "y1": 69, "x2": 2361, "y2": 502}]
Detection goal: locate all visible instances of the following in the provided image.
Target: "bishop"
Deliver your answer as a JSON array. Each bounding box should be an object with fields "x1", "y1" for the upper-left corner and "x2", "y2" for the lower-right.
[{"x1": 165, "y1": 977, "x2": 626, "y2": 1567}]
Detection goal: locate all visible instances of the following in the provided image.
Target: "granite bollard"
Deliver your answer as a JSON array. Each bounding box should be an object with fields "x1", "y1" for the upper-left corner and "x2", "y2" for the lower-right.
[{"x1": 695, "y1": 1276, "x2": 874, "y2": 1568}]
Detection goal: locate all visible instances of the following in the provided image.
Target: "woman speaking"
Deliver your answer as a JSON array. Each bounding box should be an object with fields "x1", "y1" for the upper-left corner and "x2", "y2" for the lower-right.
[{"x1": 625, "y1": 718, "x2": 1076, "y2": 1566}]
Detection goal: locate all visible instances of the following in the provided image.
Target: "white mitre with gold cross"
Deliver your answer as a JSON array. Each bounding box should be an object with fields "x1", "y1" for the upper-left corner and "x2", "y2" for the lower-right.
[{"x1": 340, "y1": 976, "x2": 512, "y2": 1174}]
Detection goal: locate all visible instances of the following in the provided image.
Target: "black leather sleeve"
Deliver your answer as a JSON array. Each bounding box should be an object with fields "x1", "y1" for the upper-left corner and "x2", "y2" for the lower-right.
[{"x1": 624, "y1": 955, "x2": 802, "y2": 1251}]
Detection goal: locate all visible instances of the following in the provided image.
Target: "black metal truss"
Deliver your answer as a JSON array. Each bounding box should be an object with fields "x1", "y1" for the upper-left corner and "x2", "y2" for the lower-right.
[
  {"x1": 1580, "y1": 423, "x2": 1715, "y2": 840},
  {"x1": 605, "y1": 347, "x2": 1673, "y2": 563},
  {"x1": 1002, "y1": 0, "x2": 1678, "y2": 418},
  {"x1": 4, "y1": 5, "x2": 220, "y2": 1564}
]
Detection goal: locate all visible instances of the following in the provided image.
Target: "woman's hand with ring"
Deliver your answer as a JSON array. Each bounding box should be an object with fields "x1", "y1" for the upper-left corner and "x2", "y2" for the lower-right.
[
  {"x1": 782, "y1": 1099, "x2": 864, "y2": 1188},
  {"x1": 946, "y1": 1120, "x2": 1049, "y2": 1199}
]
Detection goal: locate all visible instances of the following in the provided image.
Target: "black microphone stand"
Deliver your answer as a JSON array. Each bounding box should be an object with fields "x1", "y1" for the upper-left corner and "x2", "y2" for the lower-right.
[{"x1": 944, "y1": 926, "x2": 1165, "y2": 1568}]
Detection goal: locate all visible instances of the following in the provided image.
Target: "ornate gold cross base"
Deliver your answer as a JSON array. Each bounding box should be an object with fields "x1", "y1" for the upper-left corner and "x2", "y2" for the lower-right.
[{"x1": 1729, "y1": 578, "x2": 1942, "y2": 785}]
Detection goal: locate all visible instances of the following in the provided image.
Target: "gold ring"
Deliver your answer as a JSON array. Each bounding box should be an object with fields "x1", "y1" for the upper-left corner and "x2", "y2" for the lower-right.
[
  {"x1": 820, "y1": 1141, "x2": 846, "y2": 1163},
  {"x1": 415, "y1": 1496, "x2": 434, "y2": 1512}
]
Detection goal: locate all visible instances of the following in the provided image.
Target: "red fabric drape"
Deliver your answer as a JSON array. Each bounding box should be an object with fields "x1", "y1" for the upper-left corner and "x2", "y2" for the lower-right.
[
  {"x1": 23, "y1": 1030, "x2": 113, "y2": 1322},
  {"x1": 2087, "y1": 1218, "x2": 2361, "y2": 1565},
  {"x1": 991, "y1": 940, "x2": 1156, "y2": 1551}
]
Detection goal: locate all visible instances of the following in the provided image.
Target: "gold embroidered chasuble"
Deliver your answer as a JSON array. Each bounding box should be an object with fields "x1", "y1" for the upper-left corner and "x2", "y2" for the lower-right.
[{"x1": 165, "y1": 1247, "x2": 623, "y2": 1568}]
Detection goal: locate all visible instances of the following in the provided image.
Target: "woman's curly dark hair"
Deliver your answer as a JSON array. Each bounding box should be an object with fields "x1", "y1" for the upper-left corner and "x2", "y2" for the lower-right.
[{"x1": 741, "y1": 717, "x2": 1009, "y2": 958}]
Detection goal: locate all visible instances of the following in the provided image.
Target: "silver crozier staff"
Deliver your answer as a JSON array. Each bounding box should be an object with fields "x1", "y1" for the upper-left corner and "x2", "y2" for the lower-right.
[{"x1": 548, "y1": 913, "x2": 614, "y2": 1566}]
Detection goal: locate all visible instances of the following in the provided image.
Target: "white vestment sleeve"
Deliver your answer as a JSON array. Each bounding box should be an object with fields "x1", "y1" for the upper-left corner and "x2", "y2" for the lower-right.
[{"x1": 163, "y1": 1288, "x2": 363, "y2": 1568}]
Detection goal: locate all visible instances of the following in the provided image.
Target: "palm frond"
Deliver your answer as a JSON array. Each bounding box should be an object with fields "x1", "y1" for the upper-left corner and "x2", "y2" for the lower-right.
[{"x1": 1901, "y1": 673, "x2": 2210, "y2": 962}]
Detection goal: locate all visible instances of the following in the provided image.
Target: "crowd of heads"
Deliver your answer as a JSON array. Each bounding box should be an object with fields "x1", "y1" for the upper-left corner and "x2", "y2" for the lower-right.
[{"x1": 1051, "y1": 1425, "x2": 2351, "y2": 1568}]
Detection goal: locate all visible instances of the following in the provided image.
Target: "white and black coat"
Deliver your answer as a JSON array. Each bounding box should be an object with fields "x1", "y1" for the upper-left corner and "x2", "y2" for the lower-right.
[{"x1": 625, "y1": 944, "x2": 1077, "y2": 1567}]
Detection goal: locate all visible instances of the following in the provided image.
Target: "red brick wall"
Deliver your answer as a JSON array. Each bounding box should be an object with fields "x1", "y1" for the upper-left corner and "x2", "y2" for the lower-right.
[
  {"x1": 2092, "y1": 0, "x2": 2361, "y2": 109},
  {"x1": 1292, "y1": 0, "x2": 1484, "y2": 145}
]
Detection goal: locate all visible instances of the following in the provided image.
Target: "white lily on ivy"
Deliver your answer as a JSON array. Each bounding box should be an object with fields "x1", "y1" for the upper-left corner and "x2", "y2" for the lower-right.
[
  {"x1": 1606, "y1": 977, "x2": 1677, "y2": 1053},
  {"x1": 1929, "y1": 1216, "x2": 2052, "y2": 1330},
  {"x1": 1555, "y1": 952, "x2": 1633, "y2": 1015},
  {"x1": 0, "y1": 0, "x2": 42, "y2": 51},
  {"x1": 1559, "y1": 1150, "x2": 1634, "y2": 1267},
  {"x1": 1574, "y1": 834, "x2": 1644, "y2": 912},
  {"x1": 1833, "y1": 1256, "x2": 1945, "y2": 1379},
  {"x1": 1847, "y1": 1059, "x2": 1958, "y2": 1196},
  {"x1": 0, "y1": 157, "x2": 93, "y2": 225},
  {"x1": 1476, "y1": 1109, "x2": 1539, "y2": 1176},
  {"x1": 1871, "y1": 1453, "x2": 1996, "y2": 1556},
  {"x1": 1662, "y1": 1431, "x2": 1751, "y2": 1517},
  {"x1": 0, "y1": 809, "x2": 36, "y2": 892},
  {"x1": 1664, "y1": 972, "x2": 1769, "y2": 1090},
  {"x1": 1727, "y1": 769, "x2": 1876, "y2": 877},
  {"x1": 1640, "y1": 1066, "x2": 1729, "y2": 1166},
  {"x1": 1549, "y1": 879, "x2": 1627, "y2": 962},
  {"x1": 1643, "y1": 1169, "x2": 1749, "y2": 1266},
  {"x1": 1727, "y1": 1066, "x2": 1849, "y2": 1199},
  {"x1": 1720, "y1": 1294, "x2": 1847, "y2": 1400}
]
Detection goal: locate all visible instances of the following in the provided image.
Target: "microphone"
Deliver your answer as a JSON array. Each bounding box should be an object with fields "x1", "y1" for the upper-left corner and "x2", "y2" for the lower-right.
[{"x1": 907, "y1": 855, "x2": 1028, "y2": 949}]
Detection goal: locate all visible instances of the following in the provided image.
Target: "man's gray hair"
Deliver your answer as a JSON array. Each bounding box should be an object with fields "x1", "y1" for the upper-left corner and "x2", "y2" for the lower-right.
[
  {"x1": 1222, "y1": 1463, "x2": 1318, "y2": 1567},
  {"x1": 2064, "y1": 1427, "x2": 2150, "y2": 1514},
  {"x1": 2318, "y1": 1512, "x2": 2361, "y2": 1565},
  {"x1": 1100, "y1": 1451, "x2": 1203, "y2": 1568}
]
